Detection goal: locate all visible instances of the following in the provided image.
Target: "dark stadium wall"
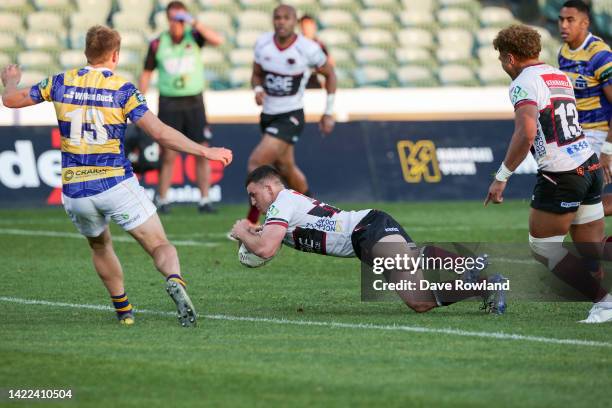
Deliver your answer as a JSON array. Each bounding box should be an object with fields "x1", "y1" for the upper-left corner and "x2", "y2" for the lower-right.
[{"x1": 0, "y1": 121, "x2": 538, "y2": 207}]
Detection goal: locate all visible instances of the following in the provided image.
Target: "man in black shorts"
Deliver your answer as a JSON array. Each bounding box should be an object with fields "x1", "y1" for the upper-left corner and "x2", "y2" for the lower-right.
[
  {"x1": 139, "y1": 0, "x2": 224, "y2": 213},
  {"x1": 484, "y1": 25, "x2": 612, "y2": 323},
  {"x1": 245, "y1": 5, "x2": 337, "y2": 225},
  {"x1": 231, "y1": 166, "x2": 508, "y2": 315}
]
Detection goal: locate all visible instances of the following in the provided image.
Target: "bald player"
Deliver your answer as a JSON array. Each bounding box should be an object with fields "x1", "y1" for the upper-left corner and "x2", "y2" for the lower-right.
[{"x1": 245, "y1": 4, "x2": 337, "y2": 226}]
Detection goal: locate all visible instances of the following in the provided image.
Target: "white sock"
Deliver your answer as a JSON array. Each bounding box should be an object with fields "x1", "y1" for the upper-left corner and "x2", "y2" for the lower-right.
[
  {"x1": 199, "y1": 196, "x2": 210, "y2": 206},
  {"x1": 596, "y1": 293, "x2": 612, "y2": 305},
  {"x1": 157, "y1": 197, "x2": 169, "y2": 205}
]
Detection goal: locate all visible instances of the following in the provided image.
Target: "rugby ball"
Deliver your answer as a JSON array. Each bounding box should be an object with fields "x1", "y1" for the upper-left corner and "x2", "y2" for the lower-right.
[{"x1": 238, "y1": 243, "x2": 270, "y2": 268}]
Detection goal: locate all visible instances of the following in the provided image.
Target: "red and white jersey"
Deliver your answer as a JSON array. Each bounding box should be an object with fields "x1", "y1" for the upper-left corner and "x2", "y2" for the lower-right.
[
  {"x1": 264, "y1": 189, "x2": 371, "y2": 257},
  {"x1": 509, "y1": 63, "x2": 593, "y2": 172},
  {"x1": 254, "y1": 32, "x2": 327, "y2": 115}
]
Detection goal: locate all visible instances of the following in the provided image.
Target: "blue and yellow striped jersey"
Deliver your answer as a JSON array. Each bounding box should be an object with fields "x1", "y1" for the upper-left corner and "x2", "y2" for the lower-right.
[
  {"x1": 29, "y1": 66, "x2": 149, "y2": 198},
  {"x1": 558, "y1": 33, "x2": 612, "y2": 132}
]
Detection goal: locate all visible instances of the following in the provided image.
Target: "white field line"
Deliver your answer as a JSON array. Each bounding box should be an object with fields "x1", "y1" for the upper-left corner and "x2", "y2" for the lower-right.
[
  {"x1": 0, "y1": 228, "x2": 217, "y2": 247},
  {"x1": 0, "y1": 296, "x2": 609, "y2": 348}
]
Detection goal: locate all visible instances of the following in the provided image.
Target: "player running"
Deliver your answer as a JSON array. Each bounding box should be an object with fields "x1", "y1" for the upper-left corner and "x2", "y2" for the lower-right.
[
  {"x1": 484, "y1": 25, "x2": 612, "y2": 323},
  {"x1": 1, "y1": 26, "x2": 233, "y2": 327},
  {"x1": 231, "y1": 165, "x2": 508, "y2": 315},
  {"x1": 245, "y1": 4, "x2": 337, "y2": 225},
  {"x1": 557, "y1": 0, "x2": 612, "y2": 214}
]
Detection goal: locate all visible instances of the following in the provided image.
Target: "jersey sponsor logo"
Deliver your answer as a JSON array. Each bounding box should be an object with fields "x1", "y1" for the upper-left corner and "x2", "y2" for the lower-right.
[
  {"x1": 266, "y1": 205, "x2": 280, "y2": 218},
  {"x1": 292, "y1": 227, "x2": 326, "y2": 254},
  {"x1": 397, "y1": 140, "x2": 441, "y2": 183},
  {"x1": 63, "y1": 91, "x2": 114, "y2": 103},
  {"x1": 135, "y1": 90, "x2": 146, "y2": 103},
  {"x1": 305, "y1": 218, "x2": 343, "y2": 233},
  {"x1": 533, "y1": 133, "x2": 547, "y2": 159},
  {"x1": 263, "y1": 71, "x2": 303, "y2": 96},
  {"x1": 61, "y1": 166, "x2": 125, "y2": 184},
  {"x1": 574, "y1": 75, "x2": 588, "y2": 89},
  {"x1": 541, "y1": 74, "x2": 572, "y2": 89},
  {"x1": 510, "y1": 86, "x2": 529, "y2": 104},
  {"x1": 566, "y1": 140, "x2": 589, "y2": 156}
]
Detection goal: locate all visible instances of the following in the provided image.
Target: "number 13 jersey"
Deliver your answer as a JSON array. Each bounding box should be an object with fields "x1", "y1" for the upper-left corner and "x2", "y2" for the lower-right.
[
  {"x1": 30, "y1": 66, "x2": 149, "y2": 198},
  {"x1": 509, "y1": 63, "x2": 593, "y2": 172},
  {"x1": 254, "y1": 33, "x2": 327, "y2": 115}
]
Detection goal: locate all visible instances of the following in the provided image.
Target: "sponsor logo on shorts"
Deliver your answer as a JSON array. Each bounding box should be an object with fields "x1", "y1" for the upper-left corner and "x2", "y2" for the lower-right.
[
  {"x1": 289, "y1": 116, "x2": 299, "y2": 126},
  {"x1": 265, "y1": 127, "x2": 279, "y2": 135},
  {"x1": 291, "y1": 135, "x2": 299, "y2": 143},
  {"x1": 121, "y1": 213, "x2": 141, "y2": 227},
  {"x1": 385, "y1": 227, "x2": 399, "y2": 232},
  {"x1": 560, "y1": 201, "x2": 580, "y2": 208}
]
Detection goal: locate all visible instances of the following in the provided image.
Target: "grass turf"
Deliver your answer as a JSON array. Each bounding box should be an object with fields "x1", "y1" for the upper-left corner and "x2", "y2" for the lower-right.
[{"x1": 0, "y1": 200, "x2": 611, "y2": 407}]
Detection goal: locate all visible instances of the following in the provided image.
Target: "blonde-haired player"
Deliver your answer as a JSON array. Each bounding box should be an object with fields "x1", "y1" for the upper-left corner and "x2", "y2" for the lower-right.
[{"x1": 1, "y1": 25, "x2": 233, "y2": 327}]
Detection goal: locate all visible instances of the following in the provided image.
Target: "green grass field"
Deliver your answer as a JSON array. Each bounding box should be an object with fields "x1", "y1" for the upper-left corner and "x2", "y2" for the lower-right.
[{"x1": 1, "y1": 200, "x2": 611, "y2": 407}]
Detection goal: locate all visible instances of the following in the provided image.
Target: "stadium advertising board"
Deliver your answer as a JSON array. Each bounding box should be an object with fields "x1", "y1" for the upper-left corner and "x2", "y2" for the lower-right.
[{"x1": 0, "y1": 120, "x2": 537, "y2": 207}]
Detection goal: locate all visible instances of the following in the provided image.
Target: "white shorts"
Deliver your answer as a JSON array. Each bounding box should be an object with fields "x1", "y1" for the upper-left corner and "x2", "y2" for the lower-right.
[
  {"x1": 62, "y1": 176, "x2": 156, "y2": 237},
  {"x1": 583, "y1": 129, "x2": 607, "y2": 157}
]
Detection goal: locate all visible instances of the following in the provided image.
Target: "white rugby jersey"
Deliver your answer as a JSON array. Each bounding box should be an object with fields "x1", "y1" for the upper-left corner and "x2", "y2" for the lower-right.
[
  {"x1": 509, "y1": 63, "x2": 593, "y2": 172},
  {"x1": 254, "y1": 32, "x2": 327, "y2": 115},
  {"x1": 264, "y1": 189, "x2": 371, "y2": 257}
]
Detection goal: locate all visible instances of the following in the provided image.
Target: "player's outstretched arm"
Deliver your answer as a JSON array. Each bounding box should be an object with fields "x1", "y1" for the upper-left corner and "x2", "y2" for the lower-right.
[
  {"x1": 1, "y1": 65, "x2": 37, "y2": 108},
  {"x1": 136, "y1": 111, "x2": 233, "y2": 166},
  {"x1": 231, "y1": 219, "x2": 285, "y2": 259},
  {"x1": 316, "y1": 61, "x2": 337, "y2": 135}
]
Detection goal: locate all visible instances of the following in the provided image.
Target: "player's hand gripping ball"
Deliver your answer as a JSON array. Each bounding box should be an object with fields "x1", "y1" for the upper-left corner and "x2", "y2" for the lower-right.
[{"x1": 238, "y1": 243, "x2": 270, "y2": 268}]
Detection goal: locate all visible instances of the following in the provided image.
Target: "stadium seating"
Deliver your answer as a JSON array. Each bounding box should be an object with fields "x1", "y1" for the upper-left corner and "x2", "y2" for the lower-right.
[
  {"x1": 20, "y1": 70, "x2": 47, "y2": 86},
  {"x1": 59, "y1": 49, "x2": 86, "y2": 69},
  {"x1": 353, "y1": 65, "x2": 391, "y2": 87},
  {"x1": 2, "y1": 0, "x2": 608, "y2": 90},
  {"x1": 396, "y1": 65, "x2": 437, "y2": 86},
  {"x1": 438, "y1": 64, "x2": 478, "y2": 86},
  {"x1": 0, "y1": 12, "x2": 25, "y2": 32}
]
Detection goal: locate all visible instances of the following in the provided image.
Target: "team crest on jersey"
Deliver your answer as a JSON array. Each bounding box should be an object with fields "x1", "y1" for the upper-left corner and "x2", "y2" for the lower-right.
[
  {"x1": 510, "y1": 86, "x2": 528, "y2": 104},
  {"x1": 38, "y1": 77, "x2": 49, "y2": 89},
  {"x1": 287, "y1": 58, "x2": 295, "y2": 65}
]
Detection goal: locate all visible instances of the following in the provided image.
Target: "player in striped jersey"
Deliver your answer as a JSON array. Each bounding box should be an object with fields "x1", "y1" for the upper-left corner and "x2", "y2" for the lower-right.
[
  {"x1": 558, "y1": 0, "x2": 612, "y2": 214},
  {"x1": 1, "y1": 26, "x2": 233, "y2": 327}
]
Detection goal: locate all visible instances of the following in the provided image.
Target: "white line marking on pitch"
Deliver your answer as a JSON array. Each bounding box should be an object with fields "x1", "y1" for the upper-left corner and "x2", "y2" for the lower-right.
[
  {"x1": 0, "y1": 228, "x2": 218, "y2": 247},
  {"x1": 0, "y1": 296, "x2": 609, "y2": 348}
]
